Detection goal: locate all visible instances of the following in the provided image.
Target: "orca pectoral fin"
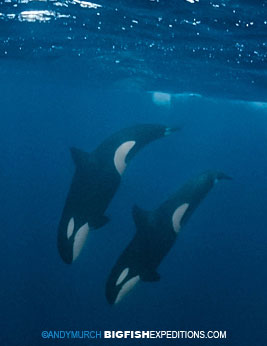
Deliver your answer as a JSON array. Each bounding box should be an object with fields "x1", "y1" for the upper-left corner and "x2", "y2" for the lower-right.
[
  {"x1": 70, "y1": 147, "x2": 91, "y2": 168},
  {"x1": 91, "y1": 215, "x2": 110, "y2": 229},
  {"x1": 140, "y1": 271, "x2": 160, "y2": 282},
  {"x1": 132, "y1": 204, "x2": 150, "y2": 233}
]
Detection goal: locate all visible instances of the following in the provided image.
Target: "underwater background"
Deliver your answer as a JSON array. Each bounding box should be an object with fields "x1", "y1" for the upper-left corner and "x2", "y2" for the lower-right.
[{"x1": 0, "y1": 0, "x2": 267, "y2": 345}]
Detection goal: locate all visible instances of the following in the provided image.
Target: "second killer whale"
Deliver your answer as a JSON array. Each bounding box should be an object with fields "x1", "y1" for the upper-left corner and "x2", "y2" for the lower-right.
[
  {"x1": 57, "y1": 124, "x2": 179, "y2": 264},
  {"x1": 105, "y1": 170, "x2": 232, "y2": 304}
]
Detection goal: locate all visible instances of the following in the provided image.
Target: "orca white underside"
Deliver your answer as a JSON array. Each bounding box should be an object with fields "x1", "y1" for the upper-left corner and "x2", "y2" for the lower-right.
[
  {"x1": 66, "y1": 218, "x2": 90, "y2": 262},
  {"x1": 73, "y1": 222, "x2": 90, "y2": 261}
]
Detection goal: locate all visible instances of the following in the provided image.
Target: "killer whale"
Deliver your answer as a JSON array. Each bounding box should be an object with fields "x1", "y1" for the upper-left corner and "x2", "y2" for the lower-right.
[
  {"x1": 57, "y1": 124, "x2": 179, "y2": 264},
  {"x1": 105, "y1": 171, "x2": 231, "y2": 304}
]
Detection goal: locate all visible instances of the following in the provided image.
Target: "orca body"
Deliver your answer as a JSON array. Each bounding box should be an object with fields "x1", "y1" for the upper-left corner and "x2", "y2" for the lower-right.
[
  {"x1": 57, "y1": 124, "x2": 178, "y2": 264},
  {"x1": 105, "y1": 171, "x2": 231, "y2": 304}
]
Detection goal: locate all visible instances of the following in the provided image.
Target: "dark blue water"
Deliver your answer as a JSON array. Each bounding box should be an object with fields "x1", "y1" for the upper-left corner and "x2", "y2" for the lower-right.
[{"x1": 1, "y1": 1, "x2": 267, "y2": 345}]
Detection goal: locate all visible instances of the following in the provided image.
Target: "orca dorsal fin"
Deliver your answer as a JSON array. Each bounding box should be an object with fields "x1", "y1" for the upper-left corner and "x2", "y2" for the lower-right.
[
  {"x1": 70, "y1": 147, "x2": 91, "y2": 167},
  {"x1": 132, "y1": 204, "x2": 150, "y2": 233}
]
